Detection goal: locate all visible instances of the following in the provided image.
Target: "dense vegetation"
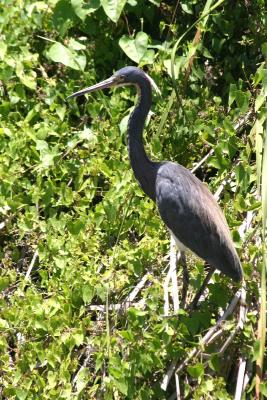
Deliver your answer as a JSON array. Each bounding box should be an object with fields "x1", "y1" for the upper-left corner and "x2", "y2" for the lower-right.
[{"x1": 0, "y1": 0, "x2": 266, "y2": 398}]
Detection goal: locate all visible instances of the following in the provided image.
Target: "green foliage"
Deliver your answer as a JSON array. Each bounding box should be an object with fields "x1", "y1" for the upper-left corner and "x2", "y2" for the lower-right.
[{"x1": 0, "y1": 0, "x2": 266, "y2": 398}]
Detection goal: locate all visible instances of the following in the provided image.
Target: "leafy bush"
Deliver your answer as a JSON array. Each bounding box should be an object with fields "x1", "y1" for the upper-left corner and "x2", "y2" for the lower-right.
[{"x1": 0, "y1": 0, "x2": 266, "y2": 398}]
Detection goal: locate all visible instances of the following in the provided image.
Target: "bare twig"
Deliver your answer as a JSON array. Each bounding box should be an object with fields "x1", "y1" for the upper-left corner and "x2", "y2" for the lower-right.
[
  {"x1": 161, "y1": 360, "x2": 176, "y2": 391},
  {"x1": 127, "y1": 273, "x2": 150, "y2": 302},
  {"x1": 191, "y1": 149, "x2": 214, "y2": 173},
  {"x1": 234, "y1": 356, "x2": 247, "y2": 400},
  {"x1": 238, "y1": 210, "x2": 254, "y2": 239},
  {"x1": 181, "y1": 252, "x2": 189, "y2": 307},
  {"x1": 218, "y1": 286, "x2": 246, "y2": 354},
  {"x1": 87, "y1": 273, "x2": 149, "y2": 312},
  {"x1": 25, "y1": 250, "x2": 39, "y2": 281},
  {"x1": 0, "y1": 220, "x2": 7, "y2": 230},
  {"x1": 72, "y1": 345, "x2": 94, "y2": 390},
  {"x1": 164, "y1": 236, "x2": 180, "y2": 315},
  {"x1": 175, "y1": 372, "x2": 182, "y2": 400}
]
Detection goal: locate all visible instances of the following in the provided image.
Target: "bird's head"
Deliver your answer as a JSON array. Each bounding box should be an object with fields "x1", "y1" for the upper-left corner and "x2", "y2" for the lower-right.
[{"x1": 67, "y1": 66, "x2": 160, "y2": 100}]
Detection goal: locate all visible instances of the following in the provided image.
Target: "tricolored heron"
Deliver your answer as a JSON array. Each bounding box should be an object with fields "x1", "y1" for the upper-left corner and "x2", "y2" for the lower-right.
[{"x1": 67, "y1": 66, "x2": 243, "y2": 282}]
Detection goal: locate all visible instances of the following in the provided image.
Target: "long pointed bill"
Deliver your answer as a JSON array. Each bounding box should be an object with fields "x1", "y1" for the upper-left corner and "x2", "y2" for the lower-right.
[{"x1": 66, "y1": 75, "x2": 121, "y2": 100}]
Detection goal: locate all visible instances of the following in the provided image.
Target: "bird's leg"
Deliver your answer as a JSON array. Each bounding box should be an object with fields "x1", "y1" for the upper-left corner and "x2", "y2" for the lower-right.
[
  {"x1": 188, "y1": 265, "x2": 215, "y2": 312},
  {"x1": 180, "y1": 251, "x2": 189, "y2": 308},
  {"x1": 164, "y1": 235, "x2": 179, "y2": 316}
]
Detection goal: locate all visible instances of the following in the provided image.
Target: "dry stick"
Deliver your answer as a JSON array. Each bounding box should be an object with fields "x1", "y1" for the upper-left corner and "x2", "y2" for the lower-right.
[
  {"x1": 214, "y1": 172, "x2": 234, "y2": 201},
  {"x1": 181, "y1": 252, "x2": 189, "y2": 307},
  {"x1": 170, "y1": 236, "x2": 180, "y2": 313},
  {"x1": 238, "y1": 210, "x2": 254, "y2": 241},
  {"x1": 164, "y1": 236, "x2": 180, "y2": 316},
  {"x1": 0, "y1": 219, "x2": 8, "y2": 230},
  {"x1": 191, "y1": 149, "x2": 214, "y2": 173},
  {"x1": 161, "y1": 360, "x2": 177, "y2": 392},
  {"x1": 218, "y1": 287, "x2": 247, "y2": 354},
  {"x1": 230, "y1": 211, "x2": 252, "y2": 399},
  {"x1": 234, "y1": 356, "x2": 247, "y2": 400},
  {"x1": 87, "y1": 273, "x2": 149, "y2": 312},
  {"x1": 72, "y1": 345, "x2": 94, "y2": 389},
  {"x1": 175, "y1": 372, "x2": 182, "y2": 400},
  {"x1": 25, "y1": 250, "x2": 39, "y2": 281}
]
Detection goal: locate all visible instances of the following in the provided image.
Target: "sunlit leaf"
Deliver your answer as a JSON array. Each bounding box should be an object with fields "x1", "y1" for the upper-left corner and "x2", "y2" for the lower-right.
[
  {"x1": 100, "y1": 0, "x2": 126, "y2": 22},
  {"x1": 75, "y1": 368, "x2": 89, "y2": 393},
  {"x1": 255, "y1": 94, "x2": 265, "y2": 112},
  {"x1": 47, "y1": 42, "x2": 86, "y2": 70},
  {"x1": 119, "y1": 32, "x2": 150, "y2": 63}
]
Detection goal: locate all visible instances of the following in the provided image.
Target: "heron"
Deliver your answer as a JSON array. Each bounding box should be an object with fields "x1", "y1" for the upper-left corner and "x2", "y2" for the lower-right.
[{"x1": 67, "y1": 66, "x2": 243, "y2": 283}]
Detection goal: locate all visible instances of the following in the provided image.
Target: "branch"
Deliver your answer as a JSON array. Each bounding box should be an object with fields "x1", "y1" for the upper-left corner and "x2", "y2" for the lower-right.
[
  {"x1": 234, "y1": 356, "x2": 247, "y2": 400},
  {"x1": 87, "y1": 273, "x2": 150, "y2": 312},
  {"x1": 25, "y1": 250, "x2": 39, "y2": 281},
  {"x1": 164, "y1": 236, "x2": 180, "y2": 315}
]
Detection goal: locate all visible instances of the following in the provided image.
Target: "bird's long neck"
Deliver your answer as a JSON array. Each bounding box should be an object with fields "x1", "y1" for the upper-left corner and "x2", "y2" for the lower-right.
[{"x1": 127, "y1": 79, "x2": 157, "y2": 201}]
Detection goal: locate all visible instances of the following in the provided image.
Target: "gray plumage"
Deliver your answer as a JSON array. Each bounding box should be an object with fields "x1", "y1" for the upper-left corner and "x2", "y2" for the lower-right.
[
  {"x1": 67, "y1": 66, "x2": 243, "y2": 282},
  {"x1": 156, "y1": 162, "x2": 242, "y2": 281}
]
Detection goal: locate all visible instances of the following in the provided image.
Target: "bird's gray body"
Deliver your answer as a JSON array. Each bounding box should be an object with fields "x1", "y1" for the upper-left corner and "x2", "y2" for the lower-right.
[
  {"x1": 68, "y1": 66, "x2": 243, "y2": 282},
  {"x1": 155, "y1": 162, "x2": 242, "y2": 281}
]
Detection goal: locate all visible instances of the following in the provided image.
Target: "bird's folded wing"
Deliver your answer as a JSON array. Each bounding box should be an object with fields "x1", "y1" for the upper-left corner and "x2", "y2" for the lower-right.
[{"x1": 155, "y1": 162, "x2": 242, "y2": 281}]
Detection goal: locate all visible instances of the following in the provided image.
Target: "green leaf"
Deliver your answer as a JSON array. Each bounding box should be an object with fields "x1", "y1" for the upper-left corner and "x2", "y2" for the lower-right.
[
  {"x1": 113, "y1": 378, "x2": 128, "y2": 395},
  {"x1": 73, "y1": 332, "x2": 84, "y2": 346},
  {"x1": 235, "y1": 90, "x2": 251, "y2": 112},
  {"x1": 100, "y1": 0, "x2": 127, "y2": 23},
  {"x1": 0, "y1": 318, "x2": 9, "y2": 328},
  {"x1": 252, "y1": 339, "x2": 260, "y2": 361},
  {"x1": 261, "y1": 42, "x2": 267, "y2": 58},
  {"x1": 119, "y1": 32, "x2": 150, "y2": 63},
  {"x1": 47, "y1": 42, "x2": 86, "y2": 71},
  {"x1": 0, "y1": 42, "x2": 7, "y2": 60},
  {"x1": 228, "y1": 83, "x2": 237, "y2": 107},
  {"x1": 15, "y1": 62, "x2": 37, "y2": 90},
  {"x1": 15, "y1": 389, "x2": 28, "y2": 400},
  {"x1": 67, "y1": 219, "x2": 85, "y2": 235},
  {"x1": 260, "y1": 381, "x2": 267, "y2": 396},
  {"x1": 148, "y1": 0, "x2": 160, "y2": 5},
  {"x1": 187, "y1": 363, "x2": 204, "y2": 378},
  {"x1": 255, "y1": 94, "x2": 265, "y2": 112},
  {"x1": 82, "y1": 286, "x2": 94, "y2": 304},
  {"x1": 52, "y1": 0, "x2": 79, "y2": 35},
  {"x1": 68, "y1": 38, "x2": 86, "y2": 51},
  {"x1": 164, "y1": 57, "x2": 185, "y2": 79},
  {"x1": 181, "y1": 2, "x2": 193, "y2": 14},
  {"x1": 71, "y1": 0, "x2": 100, "y2": 20},
  {"x1": 75, "y1": 368, "x2": 89, "y2": 393}
]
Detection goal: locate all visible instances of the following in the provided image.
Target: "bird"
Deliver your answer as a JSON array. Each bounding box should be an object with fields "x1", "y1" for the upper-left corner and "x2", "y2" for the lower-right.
[{"x1": 67, "y1": 66, "x2": 243, "y2": 282}]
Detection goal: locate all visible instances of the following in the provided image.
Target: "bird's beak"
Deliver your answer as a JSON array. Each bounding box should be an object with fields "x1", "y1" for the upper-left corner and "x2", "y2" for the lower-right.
[{"x1": 66, "y1": 75, "x2": 121, "y2": 100}]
